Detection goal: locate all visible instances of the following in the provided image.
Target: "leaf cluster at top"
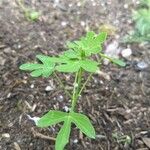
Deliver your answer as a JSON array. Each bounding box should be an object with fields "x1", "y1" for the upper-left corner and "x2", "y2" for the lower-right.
[{"x1": 20, "y1": 31, "x2": 107, "y2": 76}]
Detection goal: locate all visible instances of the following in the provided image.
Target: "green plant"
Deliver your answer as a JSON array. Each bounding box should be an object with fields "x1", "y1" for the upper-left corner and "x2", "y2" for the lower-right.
[
  {"x1": 112, "y1": 132, "x2": 131, "y2": 146},
  {"x1": 124, "y1": 0, "x2": 150, "y2": 42},
  {"x1": 17, "y1": 0, "x2": 40, "y2": 21},
  {"x1": 19, "y1": 31, "x2": 125, "y2": 150}
]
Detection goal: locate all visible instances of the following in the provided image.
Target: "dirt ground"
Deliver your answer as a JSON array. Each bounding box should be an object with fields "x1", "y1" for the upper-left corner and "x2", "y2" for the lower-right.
[{"x1": 0, "y1": 0, "x2": 150, "y2": 150}]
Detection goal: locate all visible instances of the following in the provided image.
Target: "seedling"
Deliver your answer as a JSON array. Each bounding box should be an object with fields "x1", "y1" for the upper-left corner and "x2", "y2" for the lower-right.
[
  {"x1": 124, "y1": 0, "x2": 150, "y2": 42},
  {"x1": 17, "y1": 0, "x2": 40, "y2": 21},
  {"x1": 112, "y1": 132, "x2": 131, "y2": 146},
  {"x1": 20, "y1": 31, "x2": 125, "y2": 150}
]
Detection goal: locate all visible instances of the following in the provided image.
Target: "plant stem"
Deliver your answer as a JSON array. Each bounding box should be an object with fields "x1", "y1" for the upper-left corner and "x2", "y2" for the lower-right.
[
  {"x1": 78, "y1": 73, "x2": 93, "y2": 97},
  {"x1": 70, "y1": 69, "x2": 82, "y2": 112},
  {"x1": 99, "y1": 53, "x2": 113, "y2": 61},
  {"x1": 53, "y1": 72, "x2": 72, "y2": 98},
  {"x1": 17, "y1": 0, "x2": 27, "y2": 12}
]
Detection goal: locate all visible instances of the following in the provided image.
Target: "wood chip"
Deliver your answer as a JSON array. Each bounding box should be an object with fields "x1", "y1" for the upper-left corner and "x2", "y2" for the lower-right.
[
  {"x1": 14, "y1": 142, "x2": 21, "y2": 150},
  {"x1": 142, "y1": 137, "x2": 150, "y2": 148},
  {"x1": 31, "y1": 128, "x2": 55, "y2": 141}
]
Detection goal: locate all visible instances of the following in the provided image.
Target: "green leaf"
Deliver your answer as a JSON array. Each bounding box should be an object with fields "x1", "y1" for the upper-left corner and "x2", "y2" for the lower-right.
[
  {"x1": 36, "y1": 55, "x2": 68, "y2": 63},
  {"x1": 19, "y1": 63, "x2": 43, "y2": 71},
  {"x1": 66, "y1": 31, "x2": 107, "y2": 57},
  {"x1": 95, "y1": 32, "x2": 107, "y2": 43},
  {"x1": 19, "y1": 55, "x2": 55, "y2": 77},
  {"x1": 80, "y1": 59, "x2": 99, "y2": 73},
  {"x1": 66, "y1": 41, "x2": 78, "y2": 49},
  {"x1": 30, "y1": 69, "x2": 42, "y2": 77},
  {"x1": 70, "y1": 112, "x2": 95, "y2": 139},
  {"x1": 111, "y1": 58, "x2": 126, "y2": 67},
  {"x1": 29, "y1": 11, "x2": 40, "y2": 21},
  {"x1": 56, "y1": 61, "x2": 81, "y2": 72},
  {"x1": 63, "y1": 50, "x2": 79, "y2": 59},
  {"x1": 55, "y1": 117, "x2": 71, "y2": 150},
  {"x1": 37, "y1": 111, "x2": 68, "y2": 128}
]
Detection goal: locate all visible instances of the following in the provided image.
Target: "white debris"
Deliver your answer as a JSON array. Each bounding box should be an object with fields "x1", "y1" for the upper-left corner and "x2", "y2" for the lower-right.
[
  {"x1": 105, "y1": 41, "x2": 119, "y2": 56},
  {"x1": 69, "y1": 3, "x2": 73, "y2": 7},
  {"x1": 100, "y1": 80, "x2": 104, "y2": 84},
  {"x1": 96, "y1": 70, "x2": 111, "y2": 81},
  {"x1": 58, "y1": 95, "x2": 64, "y2": 102},
  {"x1": 73, "y1": 139, "x2": 78, "y2": 144},
  {"x1": 45, "y1": 86, "x2": 53, "y2": 91},
  {"x1": 104, "y1": 41, "x2": 121, "y2": 65},
  {"x1": 61, "y1": 21, "x2": 67, "y2": 27},
  {"x1": 63, "y1": 106, "x2": 69, "y2": 112},
  {"x1": 2, "y1": 133, "x2": 10, "y2": 138},
  {"x1": 7, "y1": 93, "x2": 11, "y2": 98},
  {"x1": 74, "y1": 83, "x2": 78, "y2": 88},
  {"x1": 80, "y1": 21, "x2": 85, "y2": 27},
  {"x1": 92, "y1": 2, "x2": 96, "y2": 6},
  {"x1": 124, "y1": 4, "x2": 128, "y2": 9},
  {"x1": 121, "y1": 48, "x2": 132, "y2": 58},
  {"x1": 26, "y1": 115, "x2": 40, "y2": 125},
  {"x1": 0, "y1": 56, "x2": 6, "y2": 65},
  {"x1": 77, "y1": 2, "x2": 81, "y2": 6},
  {"x1": 30, "y1": 84, "x2": 34, "y2": 89}
]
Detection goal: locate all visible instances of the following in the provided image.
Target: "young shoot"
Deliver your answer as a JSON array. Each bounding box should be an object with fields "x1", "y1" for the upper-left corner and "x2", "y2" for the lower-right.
[
  {"x1": 17, "y1": 0, "x2": 40, "y2": 21},
  {"x1": 19, "y1": 31, "x2": 125, "y2": 150}
]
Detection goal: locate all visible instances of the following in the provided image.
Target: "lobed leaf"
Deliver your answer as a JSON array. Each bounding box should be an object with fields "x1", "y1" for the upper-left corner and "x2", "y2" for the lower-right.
[
  {"x1": 111, "y1": 58, "x2": 126, "y2": 67},
  {"x1": 95, "y1": 32, "x2": 107, "y2": 43},
  {"x1": 19, "y1": 63, "x2": 42, "y2": 71},
  {"x1": 55, "y1": 117, "x2": 71, "y2": 150},
  {"x1": 70, "y1": 112, "x2": 96, "y2": 139},
  {"x1": 19, "y1": 55, "x2": 56, "y2": 77},
  {"x1": 37, "y1": 111, "x2": 68, "y2": 128},
  {"x1": 56, "y1": 61, "x2": 81, "y2": 73},
  {"x1": 80, "y1": 59, "x2": 99, "y2": 73}
]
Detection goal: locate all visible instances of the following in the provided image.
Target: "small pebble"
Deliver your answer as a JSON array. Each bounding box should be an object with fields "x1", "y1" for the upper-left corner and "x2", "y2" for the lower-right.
[
  {"x1": 3, "y1": 47, "x2": 11, "y2": 53},
  {"x1": 124, "y1": 4, "x2": 128, "y2": 9},
  {"x1": 69, "y1": 3, "x2": 73, "y2": 7},
  {"x1": 0, "y1": 56, "x2": 6, "y2": 65},
  {"x1": 77, "y1": 2, "x2": 81, "y2": 6},
  {"x1": 2, "y1": 133, "x2": 10, "y2": 138},
  {"x1": 58, "y1": 95, "x2": 64, "y2": 102},
  {"x1": 92, "y1": 2, "x2": 96, "y2": 6},
  {"x1": 121, "y1": 48, "x2": 132, "y2": 58},
  {"x1": 136, "y1": 61, "x2": 148, "y2": 70},
  {"x1": 80, "y1": 21, "x2": 85, "y2": 27},
  {"x1": 61, "y1": 21, "x2": 67, "y2": 27},
  {"x1": 45, "y1": 86, "x2": 53, "y2": 91},
  {"x1": 30, "y1": 84, "x2": 34, "y2": 89},
  {"x1": 73, "y1": 139, "x2": 78, "y2": 144},
  {"x1": 7, "y1": 93, "x2": 11, "y2": 98},
  {"x1": 63, "y1": 106, "x2": 69, "y2": 112}
]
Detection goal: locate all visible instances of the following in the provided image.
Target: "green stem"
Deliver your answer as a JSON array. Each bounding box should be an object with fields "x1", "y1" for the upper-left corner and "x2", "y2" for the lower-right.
[
  {"x1": 99, "y1": 53, "x2": 113, "y2": 62},
  {"x1": 53, "y1": 72, "x2": 72, "y2": 98},
  {"x1": 70, "y1": 69, "x2": 82, "y2": 112},
  {"x1": 78, "y1": 73, "x2": 93, "y2": 97},
  {"x1": 17, "y1": 0, "x2": 27, "y2": 12}
]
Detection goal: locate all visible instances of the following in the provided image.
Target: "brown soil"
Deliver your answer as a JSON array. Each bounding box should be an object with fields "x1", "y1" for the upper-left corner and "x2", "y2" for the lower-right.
[{"x1": 0, "y1": 0, "x2": 150, "y2": 150}]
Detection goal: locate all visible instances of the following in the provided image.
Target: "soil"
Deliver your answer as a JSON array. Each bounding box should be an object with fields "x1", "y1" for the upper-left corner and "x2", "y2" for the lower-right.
[{"x1": 0, "y1": 0, "x2": 150, "y2": 150}]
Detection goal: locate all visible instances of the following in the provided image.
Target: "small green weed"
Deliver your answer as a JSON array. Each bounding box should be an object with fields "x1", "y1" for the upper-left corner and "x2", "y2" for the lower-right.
[
  {"x1": 124, "y1": 0, "x2": 150, "y2": 43},
  {"x1": 112, "y1": 132, "x2": 132, "y2": 146},
  {"x1": 17, "y1": 0, "x2": 40, "y2": 21}
]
